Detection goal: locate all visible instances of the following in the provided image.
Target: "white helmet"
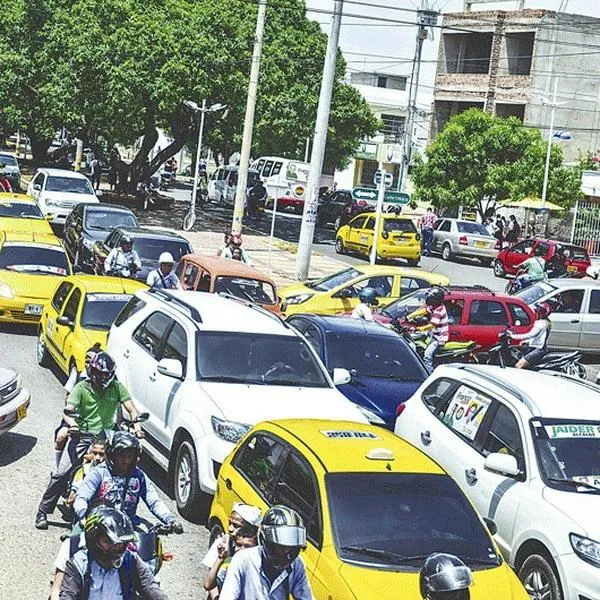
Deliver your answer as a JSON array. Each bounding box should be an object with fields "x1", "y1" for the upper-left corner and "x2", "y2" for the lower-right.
[
  {"x1": 159, "y1": 252, "x2": 174, "y2": 264},
  {"x1": 586, "y1": 264, "x2": 600, "y2": 280}
]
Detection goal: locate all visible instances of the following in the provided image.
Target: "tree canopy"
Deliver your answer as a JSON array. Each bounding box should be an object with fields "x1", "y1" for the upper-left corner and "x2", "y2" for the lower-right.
[{"x1": 412, "y1": 109, "x2": 582, "y2": 217}]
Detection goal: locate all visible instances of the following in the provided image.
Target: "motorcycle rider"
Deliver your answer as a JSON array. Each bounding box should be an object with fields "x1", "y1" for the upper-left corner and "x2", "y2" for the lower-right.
[
  {"x1": 35, "y1": 352, "x2": 142, "y2": 530},
  {"x1": 0, "y1": 163, "x2": 13, "y2": 192},
  {"x1": 219, "y1": 232, "x2": 252, "y2": 266},
  {"x1": 351, "y1": 287, "x2": 378, "y2": 321},
  {"x1": 104, "y1": 235, "x2": 142, "y2": 278},
  {"x1": 59, "y1": 506, "x2": 169, "y2": 599},
  {"x1": 507, "y1": 301, "x2": 552, "y2": 369},
  {"x1": 146, "y1": 251, "x2": 182, "y2": 289},
  {"x1": 419, "y1": 553, "x2": 473, "y2": 600},
  {"x1": 514, "y1": 244, "x2": 547, "y2": 291},
  {"x1": 219, "y1": 505, "x2": 313, "y2": 600},
  {"x1": 246, "y1": 179, "x2": 267, "y2": 219},
  {"x1": 547, "y1": 245, "x2": 570, "y2": 278}
]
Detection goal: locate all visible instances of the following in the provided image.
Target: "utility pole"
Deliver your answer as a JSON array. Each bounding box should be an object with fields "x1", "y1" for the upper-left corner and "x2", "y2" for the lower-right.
[
  {"x1": 541, "y1": 78, "x2": 559, "y2": 209},
  {"x1": 231, "y1": 0, "x2": 267, "y2": 235},
  {"x1": 397, "y1": 3, "x2": 438, "y2": 192},
  {"x1": 296, "y1": 0, "x2": 344, "y2": 280}
]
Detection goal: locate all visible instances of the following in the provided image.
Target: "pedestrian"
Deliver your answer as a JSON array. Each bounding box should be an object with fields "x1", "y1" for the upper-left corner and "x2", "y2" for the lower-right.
[
  {"x1": 246, "y1": 179, "x2": 267, "y2": 219},
  {"x1": 146, "y1": 252, "x2": 182, "y2": 290},
  {"x1": 420, "y1": 207, "x2": 438, "y2": 256},
  {"x1": 505, "y1": 215, "x2": 520, "y2": 246},
  {"x1": 90, "y1": 156, "x2": 102, "y2": 191},
  {"x1": 493, "y1": 215, "x2": 504, "y2": 246}
]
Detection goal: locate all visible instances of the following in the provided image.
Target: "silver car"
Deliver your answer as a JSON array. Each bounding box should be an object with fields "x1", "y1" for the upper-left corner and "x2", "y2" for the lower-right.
[
  {"x1": 432, "y1": 218, "x2": 498, "y2": 265},
  {"x1": 0, "y1": 366, "x2": 30, "y2": 435},
  {"x1": 515, "y1": 278, "x2": 600, "y2": 352}
]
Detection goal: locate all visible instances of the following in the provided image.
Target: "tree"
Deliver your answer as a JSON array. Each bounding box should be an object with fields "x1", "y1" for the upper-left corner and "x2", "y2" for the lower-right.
[{"x1": 412, "y1": 108, "x2": 582, "y2": 218}]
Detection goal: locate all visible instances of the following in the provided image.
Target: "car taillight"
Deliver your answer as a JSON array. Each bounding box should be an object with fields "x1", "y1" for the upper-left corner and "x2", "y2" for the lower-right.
[
  {"x1": 494, "y1": 239, "x2": 500, "y2": 249},
  {"x1": 459, "y1": 235, "x2": 468, "y2": 245},
  {"x1": 396, "y1": 403, "x2": 406, "y2": 417}
]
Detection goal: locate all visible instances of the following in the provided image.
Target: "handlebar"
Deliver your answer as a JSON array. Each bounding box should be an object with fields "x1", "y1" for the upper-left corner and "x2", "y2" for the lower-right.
[{"x1": 148, "y1": 521, "x2": 184, "y2": 535}]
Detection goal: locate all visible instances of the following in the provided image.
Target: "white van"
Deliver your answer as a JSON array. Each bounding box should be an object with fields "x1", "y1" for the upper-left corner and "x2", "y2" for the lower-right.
[
  {"x1": 251, "y1": 156, "x2": 310, "y2": 210},
  {"x1": 207, "y1": 165, "x2": 260, "y2": 206}
]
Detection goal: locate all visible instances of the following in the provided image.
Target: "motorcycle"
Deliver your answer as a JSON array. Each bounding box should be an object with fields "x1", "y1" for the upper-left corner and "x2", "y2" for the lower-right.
[
  {"x1": 477, "y1": 330, "x2": 587, "y2": 378},
  {"x1": 505, "y1": 267, "x2": 533, "y2": 295},
  {"x1": 135, "y1": 521, "x2": 181, "y2": 575}
]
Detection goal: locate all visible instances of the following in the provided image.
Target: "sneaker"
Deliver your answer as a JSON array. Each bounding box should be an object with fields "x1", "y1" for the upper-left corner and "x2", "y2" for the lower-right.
[{"x1": 35, "y1": 514, "x2": 48, "y2": 530}]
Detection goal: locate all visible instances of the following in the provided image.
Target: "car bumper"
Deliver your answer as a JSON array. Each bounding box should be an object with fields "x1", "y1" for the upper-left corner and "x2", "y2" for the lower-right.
[
  {"x1": 454, "y1": 245, "x2": 497, "y2": 259},
  {"x1": 278, "y1": 197, "x2": 304, "y2": 210},
  {"x1": 0, "y1": 387, "x2": 30, "y2": 435},
  {"x1": 558, "y1": 551, "x2": 600, "y2": 600},
  {"x1": 0, "y1": 298, "x2": 45, "y2": 323},
  {"x1": 379, "y1": 242, "x2": 421, "y2": 260},
  {"x1": 197, "y1": 433, "x2": 236, "y2": 495}
]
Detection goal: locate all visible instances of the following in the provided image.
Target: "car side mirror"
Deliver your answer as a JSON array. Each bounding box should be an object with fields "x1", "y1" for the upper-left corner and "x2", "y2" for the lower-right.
[
  {"x1": 157, "y1": 358, "x2": 184, "y2": 380},
  {"x1": 484, "y1": 452, "x2": 520, "y2": 478},
  {"x1": 336, "y1": 288, "x2": 354, "y2": 299},
  {"x1": 57, "y1": 315, "x2": 74, "y2": 328},
  {"x1": 332, "y1": 368, "x2": 352, "y2": 385},
  {"x1": 483, "y1": 517, "x2": 498, "y2": 536},
  {"x1": 33, "y1": 183, "x2": 41, "y2": 191}
]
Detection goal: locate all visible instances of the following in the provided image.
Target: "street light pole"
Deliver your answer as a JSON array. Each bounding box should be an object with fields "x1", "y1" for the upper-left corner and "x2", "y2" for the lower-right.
[
  {"x1": 190, "y1": 99, "x2": 207, "y2": 220},
  {"x1": 541, "y1": 78, "x2": 558, "y2": 209}
]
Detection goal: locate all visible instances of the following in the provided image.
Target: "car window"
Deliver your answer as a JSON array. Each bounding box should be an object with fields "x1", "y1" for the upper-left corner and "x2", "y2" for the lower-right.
[
  {"x1": 349, "y1": 216, "x2": 367, "y2": 229},
  {"x1": 274, "y1": 452, "x2": 322, "y2": 546},
  {"x1": 354, "y1": 275, "x2": 393, "y2": 297},
  {"x1": 62, "y1": 288, "x2": 82, "y2": 321},
  {"x1": 421, "y1": 377, "x2": 457, "y2": 414},
  {"x1": 481, "y1": 404, "x2": 524, "y2": 472},
  {"x1": 196, "y1": 271, "x2": 212, "y2": 292},
  {"x1": 436, "y1": 220, "x2": 451, "y2": 232},
  {"x1": 51, "y1": 282, "x2": 74, "y2": 312},
  {"x1": 235, "y1": 433, "x2": 288, "y2": 498},
  {"x1": 114, "y1": 297, "x2": 146, "y2": 327},
  {"x1": 288, "y1": 317, "x2": 309, "y2": 335},
  {"x1": 508, "y1": 303, "x2": 531, "y2": 326},
  {"x1": 445, "y1": 299, "x2": 464, "y2": 325},
  {"x1": 133, "y1": 311, "x2": 172, "y2": 358},
  {"x1": 383, "y1": 219, "x2": 417, "y2": 234},
  {"x1": 363, "y1": 217, "x2": 375, "y2": 231},
  {"x1": 468, "y1": 300, "x2": 508, "y2": 326},
  {"x1": 104, "y1": 231, "x2": 120, "y2": 248},
  {"x1": 303, "y1": 325, "x2": 323, "y2": 357},
  {"x1": 512, "y1": 240, "x2": 534, "y2": 254},
  {"x1": 181, "y1": 263, "x2": 199, "y2": 289},
  {"x1": 400, "y1": 277, "x2": 431, "y2": 296},
  {"x1": 441, "y1": 385, "x2": 494, "y2": 444},
  {"x1": 457, "y1": 222, "x2": 489, "y2": 236},
  {"x1": 272, "y1": 162, "x2": 283, "y2": 176},
  {"x1": 0, "y1": 202, "x2": 43, "y2": 219},
  {"x1": 161, "y1": 322, "x2": 188, "y2": 376},
  {"x1": 217, "y1": 169, "x2": 226, "y2": 181},
  {"x1": 551, "y1": 289, "x2": 584, "y2": 314},
  {"x1": 46, "y1": 176, "x2": 94, "y2": 195},
  {"x1": 535, "y1": 242, "x2": 550, "y2": 256},
  {"x1": 590, "y1": 290, "x2": 600, "y2": 315}
]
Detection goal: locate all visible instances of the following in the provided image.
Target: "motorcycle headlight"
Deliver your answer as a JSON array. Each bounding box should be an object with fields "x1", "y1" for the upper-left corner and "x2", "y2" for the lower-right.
[
  {"x1": 570, "y1": 533, "x2": 600, "y2": 567},
  {"x1": 285, "y1": 293, "x2": 314, "y2": 305},
  {"x1": 211, "y1": 416, "x2": 252, "y2": 443},
  {"x1": 0, "y1": 282, "x2": 14, "y2": 299},
  {"x1": 356, "y1": 404, "x2": 386, "y2": 425}
]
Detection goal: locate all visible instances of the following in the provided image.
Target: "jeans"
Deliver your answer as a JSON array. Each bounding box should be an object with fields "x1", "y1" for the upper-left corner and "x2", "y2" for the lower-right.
[
  {"x1": 423, "y1": 339, "x2": 442, "y2": 372},
  {"x1": 423, "y1": 227, "x2": 434, "y2": 255}
]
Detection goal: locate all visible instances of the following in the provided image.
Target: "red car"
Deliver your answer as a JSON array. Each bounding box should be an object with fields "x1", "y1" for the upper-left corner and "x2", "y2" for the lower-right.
[
  {"x1": 372, "y1": 286, "x2": 535, "y2": 350},
  {"x1": 276, "y1": 195, "x2": 304, "y2": 214},
  {"x1": 493, "y1": 238, "x2": 591, "y2": 278}
]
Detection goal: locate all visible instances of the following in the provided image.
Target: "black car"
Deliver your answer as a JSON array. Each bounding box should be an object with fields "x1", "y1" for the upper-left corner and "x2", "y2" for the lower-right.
[
  {"x1": 91, "y1": 226, "x2": 193, "y2": 282},
  {"x1": 317, "y1": 189, "x2": 373, "y2": 230},
  {"x1": 63, "y1": 203, "x2": 139, "y2": 271}
]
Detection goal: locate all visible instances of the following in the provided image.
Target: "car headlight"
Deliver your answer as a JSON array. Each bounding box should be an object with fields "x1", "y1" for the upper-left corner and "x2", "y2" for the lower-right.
[
  {"x1": 570, "y1": 533, "x2": 600, "y2": 567},
  {"x1": 356, "y1": 404, "x2": 386, "y2": 425},
  {"x1": 211, "y1": 416, "x2": 252, "y2": 443},
  {"x1": 0, "y1": 282, "x2": 14, "y2": 299},
  {"x1": 285, "y1": 293, "x2": 314, "y2": 305},
  {"x1": 46, "y1": 198, "x2": 59, "y2": 207}
]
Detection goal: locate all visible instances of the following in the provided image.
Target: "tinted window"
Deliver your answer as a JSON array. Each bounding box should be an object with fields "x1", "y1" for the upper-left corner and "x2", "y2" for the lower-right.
[
  {"x1": 262, "y1": 160, "x2": 274, "y2": 178},
  {"x1": 0, "y1": 245, "x2": 69, "y2": 276},
  {"x1": 271, "y1": 162, "x2": 283, "y2": 176},
  {"x1": 63, "y1": 289, "x2": 82, "y2": 321},
  {"x1": 481, "y1": 405, "x2": 524, "y2": 472},
  {"x1": 0, "y1": 154, "x2": 18, "y2": 166},
  {"x1": 468, "y1": 300, "x2": 508, "y2": 326},
  {"x1": 0, "y1": 203, "x2": 43, "y2": 218},
  {"x1": 535, "y1": 242, "x2": 550, "y2": 256},
  {"x1": 551, "y1": 289, "x2": 584, "y2": 314},
  {"x1": 446, "y1": 299, "x2": 464, "y2": 325},
  {"x1": 114, "y1": 297, "x2": 146, "y2": 327},
  {"x1": 436, "y1": 220, "x2": 451, "y2": 232},
  {"x1": 311, "y1": 268, "x2": 361, "y2": 292},
  {"x1": 457, "y1": 222, "x2": 490, "y2": 235},
  {"x1": 303, "y1": 325, "x2": 323, "y2": 357},
  {"x1": 81, "y1": 294, "x2": 132, "y2": 330},
  {"x1": 566, "y1": 245, "x2": 589, "y2": 261},
  {"x1": 161, "y1": 322, "x2": 188, "y2": 376},
  {"x1": 349, "y1": 216, "x2": 367, "y2": 229},
  {"x1": 590, "y1": 290, "x2": 600, "y2": 315},
  {"x1": 134, "y1": 238, "x2": 191, "y2": 262},
  {"x1": 421, "y1": 377, "x2": 456, "y2": 413},
  {"x1": 508, "y1": 303, "x2": 531, "y2": 326},
  {"x1": 384, "y1": 219, "x2": 417, "y2": 234},
  {"x1": 85, "y1": 210, "x2": 137, "y2": 231},
  {"x1": 133, "y1": 312, "x2": 172, "y2": 358},
  {"x1": 46, "y1": 176, "x2": 94, "y2": 195},
  {"x1": 52, "y1": 282, "x2": 73, "y2": 311},
  {"x1": 363, "y1": 217, "x2": 375, "y2": 231}
]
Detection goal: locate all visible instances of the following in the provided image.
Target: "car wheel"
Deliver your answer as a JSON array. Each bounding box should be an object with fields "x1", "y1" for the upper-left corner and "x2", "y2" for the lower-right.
[
  {"x1": 481, "y1": 258, "x2": 493, "y2": 267},
  {"x1": 37, "y1": 330, "x2": 51, "y2": 368},
  {"x1": 441, "y1": 243, "x2": 453, "y2": 261},
  {"x1": 173, "y1": 439, "x2": 210, "y2": 521},
  {"x1": 209, "y1": 522, "x2": 225, "y2": 547},
  {"x1": 493, "y1": 259, "x2": 506, "y2": 278},
  {"x1": 335, "y1": 237, "x2": 346, "y2": 254},
  {"x1": 334, "y1": 216, "x2": 342, "y2": 231},
  {"x1": 519, "y1": 553, "x2": 563, "y2": 600}
]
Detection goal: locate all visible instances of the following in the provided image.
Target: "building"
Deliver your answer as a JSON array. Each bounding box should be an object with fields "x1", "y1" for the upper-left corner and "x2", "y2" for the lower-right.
[{"x1": 432, "y1": 9, "x2": 600, "y2": 162}]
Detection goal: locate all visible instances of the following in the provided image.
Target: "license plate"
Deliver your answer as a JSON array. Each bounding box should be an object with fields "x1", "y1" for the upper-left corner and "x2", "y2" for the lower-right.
[
  {"x1": 24, "y1": 304, "x2": 43, "y2": 315},
  {"x1": 393, "y1": 237, "x2": 409, "y2": 244},
  {"x1": 16, "y1": 404, "x2": 27, "y2": 421},
  {"x1": 475, "y1": 241, "x2": 487, "y2": 248},
  {"x1": 567, "y1": 265, "x2": 578, "y2": 273}
]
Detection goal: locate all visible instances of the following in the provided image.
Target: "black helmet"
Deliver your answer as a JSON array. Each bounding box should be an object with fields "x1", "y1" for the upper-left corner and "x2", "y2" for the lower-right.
[
  {"x1": 106, "y1": 431, "x2": 141, "y2": 476},
  {"x1": 85, "y1": 506, "x2": 136, "y2": 569},
  {"x1": 259, "y1": 505, "x2": 306, "y2": 571},
  {"x1": 120, "y1": 235, "x2": 133, "y2": 248},
  {"x1": 425, "y1": 287, "x2": 445, "y2": 307},
  {"x1": 420, "y1": 553, "x2": 473, "y2": 600},
  {"x1": 358, "y1": 287, "x2": 378, "y2": 306},
  {"x1": 89, "y1": 351, "x2": 116, "y2": 391}
]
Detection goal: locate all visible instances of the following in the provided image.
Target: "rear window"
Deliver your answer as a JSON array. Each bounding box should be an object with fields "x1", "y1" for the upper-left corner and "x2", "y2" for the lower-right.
[
  {"x1": 134, "y1": 238, "x2": 191, "y2": 262},
  {"x1": 0, "y1": 244, "x2": 68, "y2": 275},
  {"x1": 0, "y1": 202, "x2": 43, "y2": 219},
  {"x1": 457, "y1": 222, "x2": 490, "y2": 236},
  {"x1": 214, "y1": 276, "x2": 276, "y2": 305},
  {"x1": 565, "y1": 245, "x2": 590, "y2": 261},
  {"x1": 383, "y1": 219, "x2": 417, "y2": 234}
]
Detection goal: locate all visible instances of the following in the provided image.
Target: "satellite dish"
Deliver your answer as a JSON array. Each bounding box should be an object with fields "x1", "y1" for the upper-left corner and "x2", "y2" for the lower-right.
[{"x1": 229, "y1": 152, "x2": 241, "y2": 166}]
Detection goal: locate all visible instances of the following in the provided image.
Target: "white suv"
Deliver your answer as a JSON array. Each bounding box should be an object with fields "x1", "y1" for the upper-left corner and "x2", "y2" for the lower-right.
[
  {"x1": 107, "y1": 289, "x2": 367, "y2": 519},
  {"x1": 27, "y1": 168, "x2": 99, "y2": 225},
  {"x1": 395, "y1": 364, "x2": 600, "y2": 600}
]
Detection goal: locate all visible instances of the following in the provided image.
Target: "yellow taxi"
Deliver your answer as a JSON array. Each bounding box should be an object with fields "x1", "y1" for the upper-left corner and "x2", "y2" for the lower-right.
[
  {"x1": 37, "y1": 274, "x2": 147, "y2": 377},
  {"x1": 278, "y1": 264, "x2": 449, "y2": 317},
  {"x1": 0, "y1": 192, "x2": 54, "y2": 234},
  {"x1": 210, "y1": 419, "x2": 528, "y2": 600},
  {"x1": 336, "y1": 212, "x2": 421, "y2": 264},
  {"x1": 0, "y1": 231, "x2": 71, "y2": 324}
]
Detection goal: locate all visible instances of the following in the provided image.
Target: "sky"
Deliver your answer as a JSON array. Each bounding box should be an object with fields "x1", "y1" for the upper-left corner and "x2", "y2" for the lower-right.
[{"x1": 305, "y1": 0, "x2": 600, "y2": 103}]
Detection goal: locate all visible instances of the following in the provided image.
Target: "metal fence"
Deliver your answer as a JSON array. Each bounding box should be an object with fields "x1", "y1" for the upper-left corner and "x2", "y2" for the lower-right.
[{"x1": 571, "y1": 200, "x2": 600, "y2": 256}]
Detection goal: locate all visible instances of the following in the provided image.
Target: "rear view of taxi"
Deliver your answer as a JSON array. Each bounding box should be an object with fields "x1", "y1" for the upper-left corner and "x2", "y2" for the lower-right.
[
  {"x1": 0, "y1": 192, "x2": 53, "y2": 235},
  {"x1": 0, "y1": 231, "x2": 70, "y2": 323},
  {"x1": 210, "y1": 419, "x2": 528, "y2": 600}
]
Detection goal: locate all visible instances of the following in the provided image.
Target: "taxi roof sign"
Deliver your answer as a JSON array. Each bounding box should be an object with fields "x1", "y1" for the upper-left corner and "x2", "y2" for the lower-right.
[{"x1": 366, "y1": 448, "x2": 395, "y2": 461}]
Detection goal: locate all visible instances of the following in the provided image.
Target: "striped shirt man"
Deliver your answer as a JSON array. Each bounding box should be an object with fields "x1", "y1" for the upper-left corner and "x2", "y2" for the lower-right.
[
  {"x1": 421, "y1": 210, "x2": 438, "y2": 229},
  {"x1": 428, "y1": 304, "x2": 449, "y2": 344}
]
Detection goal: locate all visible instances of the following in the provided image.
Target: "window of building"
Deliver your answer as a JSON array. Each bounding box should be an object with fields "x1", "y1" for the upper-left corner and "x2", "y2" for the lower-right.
[
  {"x1": 377, "y1": 76, "x2": 387, "y2": 88},
  {"x1": 350, "y1": 72, "x2": 407, "y2": 90},
  {"x1": 380, "y1": 114, "x2": 405, "y2": 143},
  {"x1": 495, "y1": 104, "x2": 526, "y2": 121},
  {"x1": 505, "y1": 32, "x2": 534, "y2": 75},
  {"x1": 444, "y1": 33, "x2": 493, "y2": 74}
]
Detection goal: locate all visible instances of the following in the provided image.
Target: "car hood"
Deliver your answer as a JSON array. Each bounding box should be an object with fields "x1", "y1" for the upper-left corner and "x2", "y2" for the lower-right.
[
  {"x1": 0, "y1": 271, "x2": 65, "y2": 301},
  {"x1": 0, "y1": 217, "x2": 53, "y2": 235},
  {"x1": 542, "y1": 485, "x2": 600, "y2": 539},
  {"x1": 278, "y1": 282, "x2": 314, "y2": 300},
  {"x1": 82, "y1": 229, "x2": 115, "y2": 244},
  {"x1": 0, "y1": 365, "x2": 17, "y2": 386},
  {"x1": 42, "y1": 191, "x2": 98, "y2": 205},
  {"x1": 199, "y1": 382, "x2": 368, "y2": 424},
  {"x1": 337, "y1": 375, "x2": 422, "y2": 428}
]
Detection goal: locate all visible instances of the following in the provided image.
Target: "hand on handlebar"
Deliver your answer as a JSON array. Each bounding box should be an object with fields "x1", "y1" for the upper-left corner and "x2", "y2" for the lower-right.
[{"x1": 134, "y1": 428, "x2": 145, "y2": 439}]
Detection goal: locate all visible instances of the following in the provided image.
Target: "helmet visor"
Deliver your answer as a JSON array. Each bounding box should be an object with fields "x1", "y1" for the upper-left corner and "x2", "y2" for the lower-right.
[
  {"x1": 264, "y1": 524, "x2": 306, "y2": 547},
  {"x1": 425, "y1": 565, "x2": 473, "y2": 592}
]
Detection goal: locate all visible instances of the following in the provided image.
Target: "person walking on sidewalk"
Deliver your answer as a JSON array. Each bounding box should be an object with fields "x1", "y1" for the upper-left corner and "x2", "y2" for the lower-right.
[{"x1": 420, "y1": 207, "x2": 438, "y2": 256}]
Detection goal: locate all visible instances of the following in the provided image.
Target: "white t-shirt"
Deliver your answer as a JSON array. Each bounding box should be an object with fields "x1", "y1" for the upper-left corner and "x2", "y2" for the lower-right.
[
  {"x1": 351, "y1": 303, "x2": 373, "y2": 321},
  {"x1": 202, "y1": 534, "x2": 228, "y2": 568}
]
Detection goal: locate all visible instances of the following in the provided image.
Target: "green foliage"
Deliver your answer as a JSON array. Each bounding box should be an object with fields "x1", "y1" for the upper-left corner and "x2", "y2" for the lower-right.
[{"x1": 412, "y1": 108, "x2": 582, "y2": 217}]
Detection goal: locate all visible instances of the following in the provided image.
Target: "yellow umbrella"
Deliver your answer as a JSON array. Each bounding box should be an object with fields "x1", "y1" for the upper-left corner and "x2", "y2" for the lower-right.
[{"x1": 499, "y1": 196, "x2": 565, "y2": 211}]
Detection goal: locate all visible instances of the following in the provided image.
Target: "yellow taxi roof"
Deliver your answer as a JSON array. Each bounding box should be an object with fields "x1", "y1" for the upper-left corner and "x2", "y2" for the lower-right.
[
  {"x1": 0, "y1": 192, "x2": 35, "y2": 204},
  {"x1": 262, "y1": 419, "x2": 445, "y2": 475},
  {"x1": 64, "y1": 274, "x2": 148, "y2": 294},
  {"x1": 351, "y1": 264, "x2": 449, "y2": 284},
  {"x1": 358, "y1": 212, "x2": 414, "y2": 221},
  {"x1": 0, "y1": 230, "x2": 63, "y2": 246}
]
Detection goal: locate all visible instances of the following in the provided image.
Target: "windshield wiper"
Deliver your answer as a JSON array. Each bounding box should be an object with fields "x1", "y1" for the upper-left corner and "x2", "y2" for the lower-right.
[
  {"x1": 458, "y1": 556, "x2": 500, "y2": 566},
  {"x1": 340, "y1": 546, "x2": 428, "y2": 564},
  {"x1": 547, "y1": 477, "x2": 600, "y2": 492},
  {"x1": 200, "y1": 375, "x2": 251, "y2": 384}
]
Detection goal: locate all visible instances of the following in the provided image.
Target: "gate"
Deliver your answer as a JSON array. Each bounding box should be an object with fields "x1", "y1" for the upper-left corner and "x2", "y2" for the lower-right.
[{"x1": 571, "y1": 199, "x2": 600, "y2": 256}]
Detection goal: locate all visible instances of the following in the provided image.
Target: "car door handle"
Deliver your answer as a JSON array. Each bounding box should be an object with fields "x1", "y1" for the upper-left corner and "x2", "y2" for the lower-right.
[
  {"x1": 149, "y1": 372, "x2": 156, "y2": 382},
  {"x1": 465, "y1": 468, "x2": 478, "y2": 486},
  {"x1": 123, "y1": 349, "x2": 130, "y2": 359},
  {"x1": 570, "y1": 319, "x2": 580, "y2": 324},
  {"x1": 225, "y1": 478, "x2": 232, "y2": 490},
  {"x1": 420, "y1": 430, "x2": 431, "y2": 445}
]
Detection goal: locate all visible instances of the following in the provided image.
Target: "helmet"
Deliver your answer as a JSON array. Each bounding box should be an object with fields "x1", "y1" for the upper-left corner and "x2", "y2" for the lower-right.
[
  {"x1": 106, "y1": 431, "x2": 141, "y2": 476},
  {"x1": 535, "y1": 301, "x2": 553, "y2": 319},
  {"x1": 229, "y1": 233, "x2": 242, "y2": 247},
  {"x1": 88, "y1": 352, "x2": 116, "y2": 391},
  {"x1": 586, "y1": 264, "x2": 600, "y2": 280},
  {"x1": 358, "y1": 287, "x2": 378, "y2": 306},
  {"x1": 158, "y1": 251, "x2": 174, "y2": 264},
  {"x1": 85, "y1": 506, "x2": 136, "y2": 569},
  {"x1": 84, "y1": 343, "x2": 103, "y2": 376},
  {"x1": 425, "y1": 287, "x2": 445, "y2": 307},
  {"x1": 259, "y1": 505, "x2": 306, "y2": 571},
  {"x1": 419, "y1": 553, "x2": 473, "y2": 600},
  {"x1": 120, "y1": 235, "x2": 133, "y2": 248}
]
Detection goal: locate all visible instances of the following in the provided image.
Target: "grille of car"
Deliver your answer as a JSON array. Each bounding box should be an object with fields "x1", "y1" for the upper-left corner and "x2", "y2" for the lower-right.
[
  {"x1": 0, "y1": 378, "x2": 19, "y2": 407},
  {"x1": 58, "y1": 200, "x2": 77, "y2": 208},
  {"x1": 8, "y1": 311, "x2": 40, "y2": 322}
]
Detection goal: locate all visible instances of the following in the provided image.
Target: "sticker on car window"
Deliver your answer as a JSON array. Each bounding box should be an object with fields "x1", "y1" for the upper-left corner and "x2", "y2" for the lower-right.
[
  {"x1": 544, "y1": 423, "x2": 600, "y2": 438},
  {"x1": 442, "y1": 386, "x2": 491, "y2": 441},
  {"x1": 87, "y1": 294, "x2": 131, "y2": 302},
  {"x1": 321, "y1": 430, "x2": 380, "y2": 439}
]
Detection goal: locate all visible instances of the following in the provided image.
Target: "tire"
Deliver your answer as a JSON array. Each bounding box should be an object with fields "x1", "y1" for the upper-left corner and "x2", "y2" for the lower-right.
[
  {"x1": 219, "y1": 194, "x2": 226, "y2": 207},
  {"x1": 37, "y1": 330, "x2": 51, "y2": 368},
  {"x1": 505, "y1": 280, "x2": 517, "y2": 295},
  {"x1": 334, "y1": 216, "x2": 342, "y2": 231},
  {"x1": 494, "y1": 259, "x2": 506, "y2": 278},
  {"x1": 335, "y1": 237, "x2": 346, "y2": 255},
  {"x1": 519, "y1": 553, "x2": 563, "y2": 600},
  {"x1": 209, "y1": 522, "x2": 225, "y2": 547},
  {"x1": 173, "y1": 439, "x2": 210, "y2": 521},
  {"x1": 441, "y1": 243, "x2": 453, "y2": 261},
  {"x1": 182, "y1": 210, "x2": 196, "y2": 232}
]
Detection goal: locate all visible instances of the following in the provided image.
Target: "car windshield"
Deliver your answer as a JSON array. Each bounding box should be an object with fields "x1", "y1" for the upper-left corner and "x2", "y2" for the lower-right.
[
  {"x1": 0, "y1": 203, "x2": 43, "y2": 219},
  {"x1": 0, "y1": 245, "x2": 68, "y2": 275},
  {"x1": 326, "y1": 333, "x2": 426, "y2": 380},
  {"x1": 0, "y1": 155, "x2": 18, "y2": 166},
  {"x1": 531, "y1": 418, "x2": 600, "y2": 493},
  {"x1": 46, "y1": 176, "x2": 94, "y2": 195},
  {"x1": 378, "y1": 289, "x2": 428, "y2": 319},
  {"x1": 457, "y1": 222, "x2": 490, "y2": 236},
  {"x1": 515, "y1": 282, "x2": 556, "y2": 305},
  {"x1": 85, "y1": 210, "x2": 137, "y2": 231},
  {"x1": 133, "y1": 239, "x2": 190, "y2": 262},
  {"x1": 383, "y1": 219, "x2": 416, "y2": 234},
  {"x1": 81, "y1": 293, "x2": 132, "y2": 329},
  {"x1": 214, "y1": 276, "x2": 276, "y2": 305},
  {"x1": 308, "y1": 268, "x2": 361, "y2": 292},
  {"x1": 327, "y1": 472, "x2": 500, "y2": 569},
  {"x1": 196, "y1": 332, "x2": 329, "y2": 387}
]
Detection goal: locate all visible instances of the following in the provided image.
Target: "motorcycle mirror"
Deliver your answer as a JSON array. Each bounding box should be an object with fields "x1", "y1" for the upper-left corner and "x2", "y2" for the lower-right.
[{"x1": 135, "y1": 412, "x2": 150, "y2": 423}]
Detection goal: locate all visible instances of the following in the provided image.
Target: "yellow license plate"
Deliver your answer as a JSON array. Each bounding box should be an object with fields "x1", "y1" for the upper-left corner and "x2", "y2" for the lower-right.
[
  {"x1": 16, "y1": 404, "x2": 27, "y2": 421},
  {"x1": 475, "y1": 241, "x2": 487, "y2": 248},
  {"x1": 567, "y1": 265, "x2": 577, "y2": 273}
]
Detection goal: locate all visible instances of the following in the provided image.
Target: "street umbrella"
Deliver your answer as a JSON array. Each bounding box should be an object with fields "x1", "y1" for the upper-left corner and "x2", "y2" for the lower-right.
[{"x1": 499, "y1": 197, "x2": 565, "y2": 211}]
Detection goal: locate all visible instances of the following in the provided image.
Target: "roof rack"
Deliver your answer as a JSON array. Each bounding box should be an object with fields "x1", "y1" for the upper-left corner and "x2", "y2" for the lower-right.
[
  {"x1": 216, "y1": 292, "x2": 289, "y2": 329},
  {"x1": 147, "y1": 288, "x2": 202, "y2": 322},
  {"x1": 537, "y1": 370, "x2": 600, "y2": 392}
]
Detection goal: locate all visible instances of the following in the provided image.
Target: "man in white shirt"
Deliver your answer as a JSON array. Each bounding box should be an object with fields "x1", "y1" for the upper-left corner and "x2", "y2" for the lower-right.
[
  {"x1": 104, "y1": 235, "x2": 141, "y2": 278},
  {"x1": 146, "y1": 252, "x2": 182, "y2": 289}
]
